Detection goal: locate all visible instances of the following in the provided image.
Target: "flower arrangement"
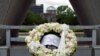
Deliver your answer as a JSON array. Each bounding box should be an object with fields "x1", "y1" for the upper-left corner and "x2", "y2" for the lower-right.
[{"x1": 25, "y1": 23, "x2": 77, "y2": 56}]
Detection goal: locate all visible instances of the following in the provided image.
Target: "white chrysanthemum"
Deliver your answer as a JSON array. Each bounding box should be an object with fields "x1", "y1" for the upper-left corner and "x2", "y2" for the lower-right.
[
  {"x1": 29, "y1": 29, "x2": 37, "y2": 37},
  {"x1": 25, "y1": 36, "x2": 32, "y2": 43},
  {"x1": 67, "y1": 42, "x2": 74, "y2": 48},
  {"x1": 61, "y1": 24, "x2": 70, "y2": 31}
]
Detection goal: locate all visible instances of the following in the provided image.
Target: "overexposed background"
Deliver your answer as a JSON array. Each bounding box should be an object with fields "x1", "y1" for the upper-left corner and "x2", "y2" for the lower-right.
[{"x1": 36, "y1": 0, "x2": 73, "y2": 13}]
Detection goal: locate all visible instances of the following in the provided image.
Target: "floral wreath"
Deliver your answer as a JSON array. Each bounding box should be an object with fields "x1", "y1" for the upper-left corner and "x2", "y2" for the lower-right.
[{"x1": 25, "y1": 23, "x2": 77, "y2": 56}]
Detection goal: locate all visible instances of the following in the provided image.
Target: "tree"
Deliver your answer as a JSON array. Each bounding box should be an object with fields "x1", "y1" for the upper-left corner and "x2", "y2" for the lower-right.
[
  {"x1": 23, "y1": 10, "x2": 47, "y2": 25},
  {"x1": 57, "y1": 5, "x2": 79, "y2": 25}
]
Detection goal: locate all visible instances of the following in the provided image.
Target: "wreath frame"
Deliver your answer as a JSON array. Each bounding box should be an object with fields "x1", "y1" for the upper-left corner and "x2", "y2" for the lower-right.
[{"x1": 25, "y1": 23, "x2": 77, "y2": 56}]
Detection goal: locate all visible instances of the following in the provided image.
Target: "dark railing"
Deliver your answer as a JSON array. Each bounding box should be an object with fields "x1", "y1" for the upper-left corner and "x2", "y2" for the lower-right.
[{"x1": 0, "y1": 25, "x2": 100, "y2": 56}]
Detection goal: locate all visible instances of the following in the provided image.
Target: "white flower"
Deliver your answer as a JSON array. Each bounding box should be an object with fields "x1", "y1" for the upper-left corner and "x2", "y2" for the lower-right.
[
  {"x1": 28, "y1": 41, "x2": 40, "y2": 48},
  {"x1": 46, "y1": 54, "x2": 53, "y2": 56},
  {"x1": 65, "y1": 48, "x2": 72, "y2": 55},
  {"x1": 61, "y1": 24, "x2": 69, "y2": 31},
  {"x1": 25, "y1": 36, "x2": 32, "y2": 43},
  {"x1": 29, "y1": 29, "x2": 37, "y2": 37},
  {"x1": 66, "y1": 42, "x2": 74, "y2": 48}
]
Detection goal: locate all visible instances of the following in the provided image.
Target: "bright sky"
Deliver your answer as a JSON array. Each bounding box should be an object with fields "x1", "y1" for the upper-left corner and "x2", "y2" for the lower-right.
[{"x1": 36, "y1": 0, "x2": 73, "y2": 13}]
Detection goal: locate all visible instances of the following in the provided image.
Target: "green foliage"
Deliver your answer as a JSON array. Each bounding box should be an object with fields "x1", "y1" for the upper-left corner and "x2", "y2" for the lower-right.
[
  {"x1": 23, "y1": 10, "x2": 47, "y2": 25},
  {"x1": 57, "y1": 5, "x2": 79, "y2": 25}
]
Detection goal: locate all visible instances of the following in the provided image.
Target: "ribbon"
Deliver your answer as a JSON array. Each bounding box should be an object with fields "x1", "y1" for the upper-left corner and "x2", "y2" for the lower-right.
[{"x1": 56, "y1": 24, "x2": 69, "y2": 56}]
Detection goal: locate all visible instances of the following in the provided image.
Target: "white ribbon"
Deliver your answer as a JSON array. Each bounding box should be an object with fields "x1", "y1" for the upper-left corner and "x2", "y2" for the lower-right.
[{"x1": 56, "y1": 24, "x2": 69, "y2": 56}]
